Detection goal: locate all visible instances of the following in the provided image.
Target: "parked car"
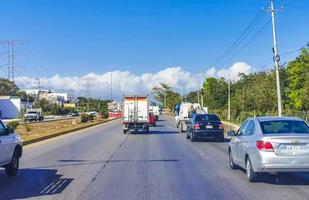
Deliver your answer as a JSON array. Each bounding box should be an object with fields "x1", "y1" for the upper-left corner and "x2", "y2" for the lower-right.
[
  {"x1": 228, "y1": 117, "x2": 309, "y2": 182},
  {"x1": 186, "y1": 114, "x2": 224, "y2": 142},
  {"x1": 149, "y1": 112, "x2": 156, "y2": 126},
  {"x1": 24, "y1": 108, "x2": 44, "y2": 122},
  {"x1": 70, "y1": 111, "x2": 80, "y2": 117},
  {"x1": 0, "y1": 120, "x2": 22, "y2": 177}
]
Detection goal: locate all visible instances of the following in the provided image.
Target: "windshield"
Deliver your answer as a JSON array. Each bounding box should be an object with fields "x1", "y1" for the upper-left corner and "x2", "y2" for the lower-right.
[
  {"x1": 260, "y1": 120, "x2": 309, "y2": 134},
  {"x1": 195, "y1": 115, "x2": 220, "y2": 122},
  {"x1": 27, "y1": 112, "x2": 38, "y2": 114}
]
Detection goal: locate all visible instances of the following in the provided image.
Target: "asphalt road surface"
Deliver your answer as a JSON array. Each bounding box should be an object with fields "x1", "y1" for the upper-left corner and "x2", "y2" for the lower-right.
[{"x1": 1, "y1": 116, "x2": 309, "y2": 200}]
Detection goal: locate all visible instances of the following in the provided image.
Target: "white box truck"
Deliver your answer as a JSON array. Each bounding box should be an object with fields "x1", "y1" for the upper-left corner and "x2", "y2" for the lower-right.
[{"x1": 123, "y1": 95, "x2": 149, "y2": 134}]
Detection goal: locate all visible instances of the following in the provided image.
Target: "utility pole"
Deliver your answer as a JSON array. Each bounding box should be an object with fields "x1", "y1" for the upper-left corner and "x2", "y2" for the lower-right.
[
  {"x1": 8, "y1": 41, "x2": 13, "y2": 81},
  {"x1": 36, "y1": 78, "x2": 41, "y2": 108},
  {"x1": 227, "y1": 74, "x2": 231, "y2": 131},
  {"x1": 200, "y1": 73, "x2": 204, "y2": 107},
  {"x1": 85, "y1": 79, "x2": 90, "y2": 110},
  {"x1": 110, "y1": 73, "x2": 112, "y2": 101},
  {"x1": 0, "y1": 40, "x2": 26, "y2": 82},
  {"x1": 269, "y1": 0, "x2": 283, "y2": 116}
]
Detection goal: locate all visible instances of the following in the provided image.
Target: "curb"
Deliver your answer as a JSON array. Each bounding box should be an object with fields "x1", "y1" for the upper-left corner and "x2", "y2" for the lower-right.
[{"x1": 22, "y1": 118, "x2": 121, "y2": 146}]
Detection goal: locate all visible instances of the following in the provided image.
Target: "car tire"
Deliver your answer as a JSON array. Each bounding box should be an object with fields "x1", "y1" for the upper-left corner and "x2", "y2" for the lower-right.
[
  {"x1": 229, "y1": 151, "x2": 237, "y2": 169},
  {"x1": 246, "y1": 158, "x2": 258, "y2": 182},
  {"x1": 5, "y1": 150, "x2": 19, "y2": 177},
  {"x1": 123, "y1": 130, "x2": 127, "y2": 134},
  {"x1": 190, "y1": 133, "x2": 196, "y2": 142}
]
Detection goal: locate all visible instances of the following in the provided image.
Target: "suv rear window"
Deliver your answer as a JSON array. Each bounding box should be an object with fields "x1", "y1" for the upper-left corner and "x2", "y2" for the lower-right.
[
  {"x1": 260, "y1": 120, "x2": 309, "y2": 134},
  {"x1": 195, "y1": 115, "x2": 220, "y2": 122}
]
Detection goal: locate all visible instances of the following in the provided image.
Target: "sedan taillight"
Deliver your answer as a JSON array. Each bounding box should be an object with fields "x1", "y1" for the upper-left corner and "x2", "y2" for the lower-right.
[
  {"x1": 194, "y1": 124, "x2": 200, "y2": 129},
  {"x1": 256, "y1": 141, "x2": 274, "y2": 152},
  {"x1": 218, "y1": 123, "x2": 224, "y2": 129}
]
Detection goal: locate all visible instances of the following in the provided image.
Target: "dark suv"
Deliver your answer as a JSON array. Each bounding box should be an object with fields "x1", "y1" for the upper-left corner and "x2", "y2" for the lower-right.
[{"x1": 186, "y1": 114, "x2": 224, "y2": 142}]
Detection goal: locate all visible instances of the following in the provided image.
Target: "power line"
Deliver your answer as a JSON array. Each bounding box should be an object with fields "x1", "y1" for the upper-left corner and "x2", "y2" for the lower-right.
[{"x1": 210, "y1": 9, "x2": 267, "y2": 68}]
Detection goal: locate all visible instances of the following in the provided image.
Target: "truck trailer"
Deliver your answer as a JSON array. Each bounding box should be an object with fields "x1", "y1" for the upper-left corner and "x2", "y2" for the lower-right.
[{"x1": 123, "y1": 95, "x2": 149, "y2": 134}]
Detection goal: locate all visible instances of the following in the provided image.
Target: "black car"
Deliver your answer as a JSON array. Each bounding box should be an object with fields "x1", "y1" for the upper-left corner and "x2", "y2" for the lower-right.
[{"x1": 186, "y1": 114, "x2": 224, "y2": 142}]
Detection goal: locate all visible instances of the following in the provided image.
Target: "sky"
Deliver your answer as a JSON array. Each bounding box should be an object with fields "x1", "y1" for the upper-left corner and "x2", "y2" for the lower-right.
[{"x1": 0, "y1": 0, "x2": 308, "y2": 99}]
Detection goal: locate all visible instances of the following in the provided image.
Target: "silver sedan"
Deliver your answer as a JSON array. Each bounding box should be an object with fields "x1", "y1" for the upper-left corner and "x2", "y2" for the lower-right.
[{"x1": 228, "y1": 116, "x2": 309, "y2": 182}]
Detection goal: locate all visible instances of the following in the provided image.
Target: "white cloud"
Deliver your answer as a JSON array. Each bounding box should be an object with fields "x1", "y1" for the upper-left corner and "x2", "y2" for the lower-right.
[
  {"x1": 15, "y1": 63, "x2": 254, "y2": 99},
  {"x1": 206, "y1": 62, "x2": 253, "y2": 81},
  {"x1": 15, "y1": 67, "x2": 200, "y2": 99}
]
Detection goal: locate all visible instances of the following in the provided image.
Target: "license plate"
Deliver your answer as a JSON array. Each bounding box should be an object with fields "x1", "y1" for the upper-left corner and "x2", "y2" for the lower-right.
[
  {"x1": 287, "y1": 145, "x2": 301, "y2": 153},
  {"x1": 206, "y1": 125, "x2": 213, "y2": 129}
]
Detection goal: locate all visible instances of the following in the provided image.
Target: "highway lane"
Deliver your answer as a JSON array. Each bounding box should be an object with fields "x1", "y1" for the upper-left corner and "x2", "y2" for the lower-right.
[{"x1": 1, "y1": 116, "x2": 309, "y2": 200}]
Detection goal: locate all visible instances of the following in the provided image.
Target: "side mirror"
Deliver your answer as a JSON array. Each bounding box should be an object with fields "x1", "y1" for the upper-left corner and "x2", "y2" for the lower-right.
[{"x1": 227, "y1": 130, "x2": 236, "y2": 137}]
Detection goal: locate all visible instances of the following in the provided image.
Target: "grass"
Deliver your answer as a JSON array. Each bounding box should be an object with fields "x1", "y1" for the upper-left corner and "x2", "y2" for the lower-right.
[{"x1": 16, "y1": 118, "x2": 110, "y2": 143}]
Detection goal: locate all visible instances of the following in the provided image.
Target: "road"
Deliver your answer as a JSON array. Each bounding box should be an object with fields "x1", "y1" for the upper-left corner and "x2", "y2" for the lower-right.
[{"x1": 1, "y1": 116, "x2": 309, "y2": 200}]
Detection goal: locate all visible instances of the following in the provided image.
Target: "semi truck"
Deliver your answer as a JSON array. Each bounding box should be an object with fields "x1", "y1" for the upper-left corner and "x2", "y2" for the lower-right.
[{"x1": 123, "y1": 95, "x2": 149, "y2": 134}]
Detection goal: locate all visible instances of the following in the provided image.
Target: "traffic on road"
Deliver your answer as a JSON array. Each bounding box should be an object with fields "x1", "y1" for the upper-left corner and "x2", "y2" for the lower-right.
[{"x1": 1, "y1": 114, "x2": 309, "y2": 200}]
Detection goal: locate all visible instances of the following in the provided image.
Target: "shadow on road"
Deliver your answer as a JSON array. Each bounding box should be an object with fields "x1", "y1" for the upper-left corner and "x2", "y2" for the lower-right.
[
  {"x1": 191, "y1": 138, "x2": 231, "y2": 143},
  {"x1": 0, "y1": 168, "x2": 73, "y2": 199},
  {"x1": 259, "y1": 172, "x2": 309, "y2": 185},
  {"x1": 129, "y1": 130, "x2": 179, "y2": 135}
]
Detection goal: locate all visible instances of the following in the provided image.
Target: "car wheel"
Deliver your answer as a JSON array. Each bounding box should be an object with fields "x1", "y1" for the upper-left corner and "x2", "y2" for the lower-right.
[
  {"x1": 190, "y1": 133, "x2": 196, "y2": 142},
  {"x1": 246, "y1": 158, "x2": 258, "y2": 182},
  {"x1": 123, "y1": 129, "x2": 127, "y2": 134},
  {"x1": 229, "y1": 151, "x2": 237, "y2": 169},
  {"x1": 5, "y1": 151, "x2": 19, "y2": 177}
]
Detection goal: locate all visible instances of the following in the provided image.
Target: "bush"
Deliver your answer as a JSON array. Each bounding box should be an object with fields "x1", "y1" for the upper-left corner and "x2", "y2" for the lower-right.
[
  {"x1": 6, "y1": 121, "x2": 19, "y2": 131},
  {"x1": 24, "y1": 124, "x2": 32, "y2": 132},
  {"x1": 88, "y1": 114, "x2": 95, "y2": 121},
  {"x1": 80, "y1": 113, "x2": 90, "y2": 123}
]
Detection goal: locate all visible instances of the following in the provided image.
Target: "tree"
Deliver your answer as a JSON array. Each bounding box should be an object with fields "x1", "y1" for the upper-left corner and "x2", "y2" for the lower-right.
[
  {"x1": 286, "y1": 47, "x2": 309, "y2": 110},
  {"x1": 152, "y1": 83, "x2": 181, "y2": 112},
  {"x1": 202, "y1": 77, "x2": 228, "y2": 110},
  {"x1": 0, "y1": 79, "x2": 19, "y2": 96}
]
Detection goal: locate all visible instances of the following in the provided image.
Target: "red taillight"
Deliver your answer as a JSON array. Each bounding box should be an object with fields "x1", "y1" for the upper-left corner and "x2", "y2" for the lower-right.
[
  {"x1": 194, "y1": 124, "x2": 200, "y2": 129},
  {"x1": 256, "y1": 141, "x2": 274, "y2": 152},
  {"x1": 218, "y1": 123, "x2": 224, "y2": 129}
]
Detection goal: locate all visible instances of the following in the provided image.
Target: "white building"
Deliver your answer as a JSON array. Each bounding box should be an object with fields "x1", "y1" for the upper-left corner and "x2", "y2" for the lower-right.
[{"x1": 0, "y1": 96, "x2": 21, "y2": 119}]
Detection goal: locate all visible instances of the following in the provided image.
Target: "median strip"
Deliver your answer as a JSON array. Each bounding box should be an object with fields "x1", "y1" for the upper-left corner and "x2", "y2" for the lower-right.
[{"x1": 16, "y1": 118, "x2": 120, "y2": 145}]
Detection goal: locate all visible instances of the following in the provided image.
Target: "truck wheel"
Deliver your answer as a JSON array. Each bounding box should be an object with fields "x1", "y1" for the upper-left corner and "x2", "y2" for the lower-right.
[{"x1": 5, "y1": 151, "x2": 19, "y2": 177}]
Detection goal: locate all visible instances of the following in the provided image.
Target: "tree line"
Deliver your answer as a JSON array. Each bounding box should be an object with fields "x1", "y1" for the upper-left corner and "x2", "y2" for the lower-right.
[{"x1": 152, "y1": 44, "x2": 309, "y2": 122}]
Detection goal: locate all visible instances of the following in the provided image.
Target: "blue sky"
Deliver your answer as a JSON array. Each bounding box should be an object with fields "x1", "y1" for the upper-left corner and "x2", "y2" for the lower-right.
[
  {"x1": 0, "y1": 0, "x2": 308, "y2": 98},
  {"x1": 0, "y1": 0, "x2": 308, "y2": 78}
]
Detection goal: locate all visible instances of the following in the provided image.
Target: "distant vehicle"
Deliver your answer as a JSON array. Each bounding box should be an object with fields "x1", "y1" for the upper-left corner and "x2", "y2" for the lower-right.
[
  {"x1": 24, "y1": 108, "x2": 44, "y2": 122},
  {"x1": 0, "y1": 120, "x2": 22, "y2": 177},
  {"x1": 177, "y1": 103, "x2": 206, "y2": 132},
  {"x1": 149, "y1": 106, "x2": 160, "y2": 120},
  {"x1": 70, "y1": 111, "x2": 80, "y2": 117},
  {"x1": 149, "y1": 112, "x2": 156, "y2": 126},
  {"x1": 186, "y1": 114, "x2": 224, "y2": 142},
  {"x1": 123, "y1": 95, "x2": 149, "y2": 134},
  {"x1": 87, "y1": 111, "x2": 98, "y2": 117},
  {"x1": 228, "y1": 117, "x2": 309, "y2": 182}
]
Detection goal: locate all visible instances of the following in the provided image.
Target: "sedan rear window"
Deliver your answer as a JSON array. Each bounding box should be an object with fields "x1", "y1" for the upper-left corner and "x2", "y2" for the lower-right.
[
  {"x1": 260, "y1": 120, "x2": 309, "y2": 134},
  {"x1": 195, "y1": 115, "x2": 220, "y2": 122}
]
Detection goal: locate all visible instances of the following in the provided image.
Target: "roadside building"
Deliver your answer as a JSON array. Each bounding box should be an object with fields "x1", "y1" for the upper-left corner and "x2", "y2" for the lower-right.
[{"x1": 0, "y1": 96, "x2": 21, "y2": 119}]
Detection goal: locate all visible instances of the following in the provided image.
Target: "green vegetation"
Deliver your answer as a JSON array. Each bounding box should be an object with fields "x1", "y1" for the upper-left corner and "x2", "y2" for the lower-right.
[
  {"x1": 6, "y1": 121, "x2": 19, "y2": 131},
  {"x1": 185, "y1": 44, "x2": 309, "y2": 123},
  {"x1": 152, "y1": 83, "x2": 181, "y2": 112}
]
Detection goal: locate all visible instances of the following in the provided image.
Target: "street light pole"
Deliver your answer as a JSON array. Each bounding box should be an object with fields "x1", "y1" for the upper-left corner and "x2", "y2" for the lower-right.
[{"x1": 270, "y1": 0, "x2": 283, "y2": 116}]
